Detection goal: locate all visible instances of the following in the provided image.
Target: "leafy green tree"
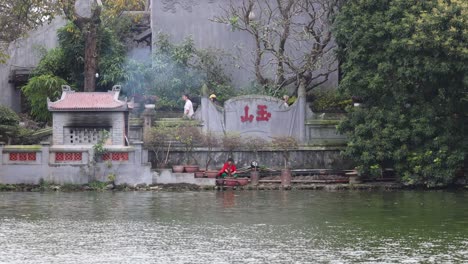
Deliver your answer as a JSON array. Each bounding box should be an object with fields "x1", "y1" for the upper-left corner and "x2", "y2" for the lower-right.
[
  {"x1": 148, "y1": 34, "x2": 235, "y2": 109},
  {"x1": 22, "y1": 75, "x2": 67, "y2": 122},
  {"x1": 335, "y1": 0, "x2": 467, "y2": 186},
  {"x1": 22, "y1": 18, "x2": 135, "y2": 122},
  {"x1": 150, "y1": 34, "x2": 201, "y2": 109},
  {"x1": 59, "y1": 0, "x2": 145, "y2": 91}
]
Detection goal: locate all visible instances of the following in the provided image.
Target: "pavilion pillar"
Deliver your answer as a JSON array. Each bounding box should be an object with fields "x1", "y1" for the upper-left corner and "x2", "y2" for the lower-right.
[{"x1": 142, "y1": 107, "x2": 156, "y2": 137}]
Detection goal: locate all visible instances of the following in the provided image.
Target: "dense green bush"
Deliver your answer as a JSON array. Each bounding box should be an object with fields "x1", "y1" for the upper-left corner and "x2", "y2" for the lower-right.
[
  {"x1": 22, "y1": 75, "x2": 67, "y2": 122},
  {"x1": 335, "y1": 0, "x2": 467, "y2": 186},
  {"x1": 0, "y1": 106, "x2": 20, "y2": 143},
  {"x1": 308, "y1": 89, "x2": 350, "y2": 112}
]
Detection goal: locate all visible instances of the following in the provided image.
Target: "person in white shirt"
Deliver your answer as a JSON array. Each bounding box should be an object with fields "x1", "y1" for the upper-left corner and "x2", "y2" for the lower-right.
[
  {"x1": 182, "y1": 94, "x2": 194, "y2": 119},
  {"x1": 282, "y1": 95, "x2": 290, "y2": 108}
]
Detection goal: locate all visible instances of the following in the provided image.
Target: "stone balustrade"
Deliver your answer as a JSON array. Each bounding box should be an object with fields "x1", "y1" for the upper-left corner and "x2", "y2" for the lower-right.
[{"x1": 0, "y1": 141, "x2": 152, "y2": 185}]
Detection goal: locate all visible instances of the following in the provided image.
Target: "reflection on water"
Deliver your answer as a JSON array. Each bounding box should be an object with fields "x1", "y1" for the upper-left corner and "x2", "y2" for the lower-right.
[{"x1": 0, "y1": 191, "x2": 467, "y2": 263}]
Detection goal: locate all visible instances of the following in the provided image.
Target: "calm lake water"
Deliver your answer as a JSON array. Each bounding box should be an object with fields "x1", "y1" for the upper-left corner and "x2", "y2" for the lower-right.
[{"x1": 0, "y1": 190, "x2": 467, "y2": 263}]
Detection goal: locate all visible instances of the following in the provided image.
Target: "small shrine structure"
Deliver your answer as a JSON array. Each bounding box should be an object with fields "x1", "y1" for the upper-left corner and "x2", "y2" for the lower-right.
[
  {"x1": 0, "y1": 86, "x2": 152, "y2": 185},
  {"x1": 48, "y1": 85, "x2": 129, "y2": 146}
]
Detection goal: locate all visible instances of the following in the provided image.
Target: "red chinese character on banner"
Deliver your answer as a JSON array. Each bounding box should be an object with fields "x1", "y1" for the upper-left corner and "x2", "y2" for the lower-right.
[
  {"x1": 240, "y1": 105, "x2": 254, "y2": 122},
  {"x1": 256, "y1": 105, "x2": 271, "y2": 121}
]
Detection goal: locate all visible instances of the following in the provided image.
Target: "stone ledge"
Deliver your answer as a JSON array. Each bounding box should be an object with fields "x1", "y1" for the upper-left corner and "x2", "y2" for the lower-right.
[
  {"x1": 153, "y1": 170, "x2": 216, "y2": 186},
  {"x1": 3, "y1": 145, "x2": 42, "y2": 152}
]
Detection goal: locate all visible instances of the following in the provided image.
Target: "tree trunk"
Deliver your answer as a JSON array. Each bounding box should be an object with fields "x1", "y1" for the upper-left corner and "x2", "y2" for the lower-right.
[
  {"x1": 60, "y1": 0, "x2": 102, "y2": 92},
  {"x1": 83, "y1": 23, "x2": 98, "y2": 92}
]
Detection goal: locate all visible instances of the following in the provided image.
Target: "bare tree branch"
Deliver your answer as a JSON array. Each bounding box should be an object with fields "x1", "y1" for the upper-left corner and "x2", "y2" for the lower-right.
[{"x1": 213, "y1": 0, "x2": 342, "y2": 94}]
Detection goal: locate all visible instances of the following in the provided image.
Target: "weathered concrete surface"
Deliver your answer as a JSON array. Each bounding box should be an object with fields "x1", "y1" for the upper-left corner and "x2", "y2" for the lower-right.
[
  {"x1": 0, "y1": 162, "x2": 153, "y2": 186},
  {"x1": 225, "y1": 95, "x2": 306, "y2": 141},
  {"x1": 153, "y1": 169, "x2": 216, "y2": 186},
  {"x1": 150, "y1": 0, "x2": 338, "y2": 88},
  {"x1": 0, "y1": 18, "x2": 67, "y2": 111},
  {"x1": 196, "y1": 94, "x2": 346, "y2": 144},
  {"x1": 149, "y1": 148, "x2": 352, "y2": 171},
  {"x1": 306, "y1": 120, "x2": 347, "y2": 146},
  {"x1": 52, "y1": 112, "x2": 127, "y2": 145}
]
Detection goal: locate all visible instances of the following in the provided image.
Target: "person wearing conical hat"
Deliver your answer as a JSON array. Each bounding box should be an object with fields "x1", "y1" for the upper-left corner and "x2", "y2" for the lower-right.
[{"x1": 209, "y1": 94, "x2": 219, "y2": 105}]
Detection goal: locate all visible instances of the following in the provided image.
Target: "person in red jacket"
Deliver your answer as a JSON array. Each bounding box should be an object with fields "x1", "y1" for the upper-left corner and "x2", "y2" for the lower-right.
[{"x1": 218, "y1": 158, "x2": 237, "y2": 178}]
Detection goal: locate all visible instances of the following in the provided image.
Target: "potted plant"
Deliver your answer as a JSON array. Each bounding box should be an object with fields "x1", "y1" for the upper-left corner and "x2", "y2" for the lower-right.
[
  {"x1": 144, "y1": 124, "x2": 173, "y2": 169},
  {"x1": 272, "y1": 136, "x2": 299, "y2": 187},
  {"x1": 244, "y1": 136, "x2": 269, "y2": 185},
  {"x1": 202, "y1": 131, "x2": 221, "y2": 178},
  {"x1": 174, "y1": 124, "x2": 202, "y2": 172}
]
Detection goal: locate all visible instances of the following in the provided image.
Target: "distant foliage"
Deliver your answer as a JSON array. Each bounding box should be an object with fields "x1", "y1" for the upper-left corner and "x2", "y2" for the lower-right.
[
  {"x1": 174, "y1": 124, "x2": 203, "y2": 164},
  {"x1": 335, "y1": 0, "x2": 467, "y2": 186},
  {"x1": 309, "y1": 89, "x2": 350, "y2": 112},
  {"x1": 146, "y1": 33, "x2": 236, "y2": 109},
  {"x1": 0, "y1": 106, "x2": 20, "y2": 143},
  {"x1": 102, "y1": 0, "x2": 146, "y2": 19},
  {"x1": 0, "y1": 0, "x2": 60, "y2": 59},
  {"x1": 0, "y1": 105, "x2": 19, "y2": 126},
  {"x1": 144, "y1": 124, "x2": 174, "y2": 167},
  {"x1": 21, "y1": 75, "x2": 67, "y2": 123},
  {"x1": 0, "y1": 52, "x2": 9, "y2": 64},
  {"x1": 150, "y1": 34, "x2": 200, "y2": 109},
  {"x1": 34, "y1": 48, "x2": 69, "y2": 78},
  {"x1": 92, "y1": 130, "x2": 110, "y2": 162},
  {"x1": 22, "y1": 19, "x2": 135, "y2": 122}
]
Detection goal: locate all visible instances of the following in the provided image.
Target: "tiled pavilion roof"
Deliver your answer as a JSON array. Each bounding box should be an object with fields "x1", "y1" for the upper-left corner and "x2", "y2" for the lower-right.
[{"x1": 48, "y1": 85, "x2": 131, "y2": 111}]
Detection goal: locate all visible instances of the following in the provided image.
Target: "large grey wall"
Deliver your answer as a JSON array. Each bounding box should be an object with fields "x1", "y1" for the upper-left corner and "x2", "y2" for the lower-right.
[
  {"x1": 151, "y1": 0, "x2": 255, "y2": 87},
  {"x1": 151, "y1": 0, "x2": 338, "y2": 89},
  {"x1": 0, "y1": 18, "x2": 66, "y2": 112}
]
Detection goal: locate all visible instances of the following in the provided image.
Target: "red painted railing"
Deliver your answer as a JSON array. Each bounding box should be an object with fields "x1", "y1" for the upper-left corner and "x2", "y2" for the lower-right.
[{"x1": 9, "y1": 152, "x2": 36, "y2": 161}]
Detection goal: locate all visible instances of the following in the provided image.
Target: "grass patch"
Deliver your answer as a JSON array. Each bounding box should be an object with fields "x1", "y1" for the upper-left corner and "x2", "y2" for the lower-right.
[
  {"x1": 87, "y1": 181, "x2": 109, "y2": 191},
  {"x1": 0, "y1": 184, "x2": 18, "y2": 191},
  {"x1": 61, "y1": 183, "x2": 83, "y2": 191}
]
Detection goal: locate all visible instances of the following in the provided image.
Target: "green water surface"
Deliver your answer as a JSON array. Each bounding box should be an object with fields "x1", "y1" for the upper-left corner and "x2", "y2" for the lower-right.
[{"x1": 0, "y1": 190, "x2": 466, "y2": 263}]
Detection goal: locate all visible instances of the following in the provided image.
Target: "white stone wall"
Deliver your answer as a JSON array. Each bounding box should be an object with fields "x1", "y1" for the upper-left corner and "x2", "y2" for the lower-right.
[
  {"x1": 0, "y1": 143, "x2": 152, "y2": 185},
  {"x1": 198, "y1": 95, "x2": 307, "y2": 141}
]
